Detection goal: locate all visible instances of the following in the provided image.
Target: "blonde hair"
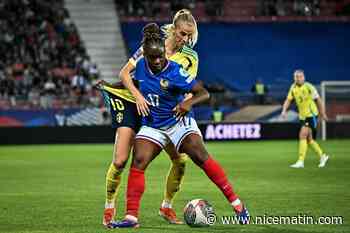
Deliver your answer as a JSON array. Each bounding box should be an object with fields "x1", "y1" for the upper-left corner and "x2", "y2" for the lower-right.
[
  {"x1": 294, "y1": 69, "x2": 305, "y2": 76},
  {"x1": 161, "y1": 9, "x2": 198, "y2": 48}
]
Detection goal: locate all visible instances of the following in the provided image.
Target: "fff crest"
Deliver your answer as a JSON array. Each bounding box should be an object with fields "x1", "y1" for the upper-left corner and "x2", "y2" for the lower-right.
[{"x1": 160, "y1": 78, "x2": 169, "y2": 90}]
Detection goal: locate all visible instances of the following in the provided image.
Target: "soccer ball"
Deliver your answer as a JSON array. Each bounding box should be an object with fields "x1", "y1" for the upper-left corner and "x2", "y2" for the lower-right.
[{"x1": 183, "y1": 199, "x2": 216, "y2": 227}]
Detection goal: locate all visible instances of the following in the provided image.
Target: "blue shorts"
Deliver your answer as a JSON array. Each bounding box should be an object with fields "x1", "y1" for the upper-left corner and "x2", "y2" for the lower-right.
[
  {"x1": 300, "y1": 116, "x2": 318, "y2": 139},
  {"x1": 102, "y1": 90, "x2": 141, "y2": 132}
]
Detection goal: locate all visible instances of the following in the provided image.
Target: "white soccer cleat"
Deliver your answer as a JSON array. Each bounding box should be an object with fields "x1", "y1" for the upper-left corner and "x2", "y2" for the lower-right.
[
  {"x1": 290, "y1": 160, "x2": 304, "y2": 168},
  {"x1": 318, "y1": 155, "x2": 329, "y2": 168}
]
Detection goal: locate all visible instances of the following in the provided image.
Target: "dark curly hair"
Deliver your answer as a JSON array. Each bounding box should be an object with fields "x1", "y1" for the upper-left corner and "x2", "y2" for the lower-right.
[{"x1": 142, "y1": 23, "x2": 164, "y2": 51}]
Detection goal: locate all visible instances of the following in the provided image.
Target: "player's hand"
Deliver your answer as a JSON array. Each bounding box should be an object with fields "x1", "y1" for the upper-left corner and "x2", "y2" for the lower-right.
[
  {"x1": 135, "y1": 93, "x2": 150, "y2": 117},
  {"x1": 93, "y1": 79, "x2": 107, "y2": 90},
  {"x1": 281, "y1": 110, "x2": 287, "y2": 119},
  {"x1": 173, "y1": 101, "x2": 192, "y2": 119},
  {"x1": 320, "y1": 113, "x2": 328, "y2": 121}
]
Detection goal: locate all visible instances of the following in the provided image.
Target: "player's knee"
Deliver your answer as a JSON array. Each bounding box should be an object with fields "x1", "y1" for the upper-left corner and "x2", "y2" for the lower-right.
[
  {"x1": 132, "y1": 154, "x2": 148, "y2": 170},
  {"x1": 182, "y1": 141, "x2": 208, "y2": 165},
  {"x1": 187, "y1": 147, "x2": 208, "y2": 166},
  {"x1": 194, "y1": 151, "x2": 209, "y2": 166},
  {"x1": 299, "y1": 131, "x2": 308, "y2": 139},
  {"x1": 113, "y1": 160, "x2": 127, "y2": 170},
  {"x1": 173, "y1": 154, "x2": 187, "y2": 165},
  {"x1": 113, "y1": 150, "x2": 129, "y2": 164},
  {"x1": 307, "y1": 138, "x2": 312, "y2": 144}
]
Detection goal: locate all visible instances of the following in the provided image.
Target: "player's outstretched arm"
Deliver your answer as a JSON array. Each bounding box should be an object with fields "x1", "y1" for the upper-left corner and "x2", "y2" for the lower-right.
[
  {"x1": 189, "y1": 82, "x2": 210, "y2": 106},
  {"x1": 120, "y1": 61, "x2": 150, "y2": 116},
  {"x1": 93, "y1": 79, "x2": 108, "y2": 90},
  {"x1": 93, "y1": 79, "x2": 126, "y2": 90},
  {"x1": 174, "y1": 82, "x2": 209, "y2": 117},
  {"x1": 316, "y1": 97, "x2": 328, "y2": 121},
  {"x1": 281, "y1": 98, "x2": 292, "y2": 119}
]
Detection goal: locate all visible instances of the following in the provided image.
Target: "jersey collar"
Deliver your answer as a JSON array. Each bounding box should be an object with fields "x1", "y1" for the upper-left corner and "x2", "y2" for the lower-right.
[{"x1": 145, "y1": 59, "x2": 170, "y2": 76}]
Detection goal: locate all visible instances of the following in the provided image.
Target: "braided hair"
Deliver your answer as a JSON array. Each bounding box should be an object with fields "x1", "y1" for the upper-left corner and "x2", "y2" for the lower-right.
[
  {"x1": 142, "y1": 23, "x2": 164, "y2": 51},
  {"x1": 141, "y1": 23, "x2": 167, "y2": 73}
]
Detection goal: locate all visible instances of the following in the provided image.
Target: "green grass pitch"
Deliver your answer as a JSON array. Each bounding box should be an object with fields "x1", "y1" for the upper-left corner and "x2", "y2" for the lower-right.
[{"x1": 0, "y1": 140, "x2": 349, "y2": 233}]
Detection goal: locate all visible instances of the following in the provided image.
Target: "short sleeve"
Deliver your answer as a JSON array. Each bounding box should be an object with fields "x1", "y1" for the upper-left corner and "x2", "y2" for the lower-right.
[
  {"x1": 287, "y1": 85, "x2": 294, "y2": 101},
  {"x1": 179, "y1": 46, "x2": 199, "y2": 79},
  {"x1": 133, "y1": 58, "x2": 144, "y2": 81},
  {"x1": 186, "y1": 55, "x2": 198, "y2": 79},
  {"x1": 129, "y1": 47, "x2": 144, "y2": 67},
  {"x1": 308, "y1": 83, "x2": 320, "y2": 99}
]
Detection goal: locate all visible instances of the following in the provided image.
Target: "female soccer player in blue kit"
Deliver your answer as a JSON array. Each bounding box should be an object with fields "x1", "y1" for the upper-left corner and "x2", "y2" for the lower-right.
[
  {"x1": 100, "y1": 10, "x2": 200, "y2": 227},
  {"x1": 111, "y1": 23, "x2": 250, "y2": 228}
]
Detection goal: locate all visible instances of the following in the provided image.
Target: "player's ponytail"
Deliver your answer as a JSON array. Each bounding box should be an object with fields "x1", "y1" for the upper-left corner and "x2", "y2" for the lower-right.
[
  {"x1": 161, "y1": 9, "x2": 198, "y2": 48},
  {"x1": 142, "y1": 23, "x2": 163, "y2": 49}
]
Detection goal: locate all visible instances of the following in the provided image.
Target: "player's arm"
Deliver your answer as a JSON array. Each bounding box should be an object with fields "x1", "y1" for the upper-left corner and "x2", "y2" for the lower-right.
[
  {"x1": 174, "y1": 82, "x2": 209, "y2": 117},
  {"x1": 309, "y1": 83, "x2": 328, "y2": 121},
  {"x1": 120, "y1": 61, "x2": 150, "y2": 116},
  {"x1": 281, "y1": 98, "x2": 292, "y2": 119},
  {"x1": 93, "y1": 79, "x2": 138, "y2": 90},
  {"x1": 281, "y1": 86, "x2": 294, "y2": 118},
  {"x1": 93, "y1": 80, "x2": 123, "y2": 89},
  {"x1": 188, "y1": 82, "x2": 210, "y2": 106},
  {"x1": 315, "y1": 97, "x2": 328, "y2": 121}
]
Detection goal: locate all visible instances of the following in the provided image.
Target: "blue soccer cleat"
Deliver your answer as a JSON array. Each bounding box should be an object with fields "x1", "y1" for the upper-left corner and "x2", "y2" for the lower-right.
[
  {"x1": 234, "y1": 205, "x2": 250, "y2": 224},
  {"x1": 107, "y1": 219, "x2": 140, "y2": 228}
]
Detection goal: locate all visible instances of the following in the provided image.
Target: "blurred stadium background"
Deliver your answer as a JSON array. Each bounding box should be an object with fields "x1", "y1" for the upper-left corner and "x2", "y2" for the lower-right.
[
  {"x1": 1, "y1": 0, "x2": 350, "y2": 142},
  {"x1": 0, "y1": 0, "x2": 350, "y2": 233}
]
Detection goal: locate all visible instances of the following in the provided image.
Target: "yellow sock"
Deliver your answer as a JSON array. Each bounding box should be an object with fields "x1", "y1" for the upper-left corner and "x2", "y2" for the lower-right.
[
  {"x1": 308, "y1": 140, "x2": 324, "y2": 158},
  {"x1": 298, "y1": 139, "x2": 308, "y2": 161},
  {"x1": 163, "y1": 154, "x2": 188, "y2": 206},
  {"x1": 105, "y1": 163, "x2": 123, "y2": 207}
]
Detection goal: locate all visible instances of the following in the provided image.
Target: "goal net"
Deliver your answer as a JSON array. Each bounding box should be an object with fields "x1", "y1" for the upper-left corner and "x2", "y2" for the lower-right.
[{"x1": 321, "y1": 81, "x2": 350, "y2": 140}]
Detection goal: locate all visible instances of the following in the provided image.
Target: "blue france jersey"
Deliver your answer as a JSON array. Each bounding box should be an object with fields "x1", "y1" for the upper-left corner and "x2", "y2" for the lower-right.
[{"x1": 134, "y1": 58, "x2": 197, "y2": 129}]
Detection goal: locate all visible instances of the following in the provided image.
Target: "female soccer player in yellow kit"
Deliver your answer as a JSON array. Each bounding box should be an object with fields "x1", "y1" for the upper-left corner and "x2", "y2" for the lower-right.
[
  {"x1": 101, "y1": 9, "x2": 199, "y2": 227},
  {"x1": 281, "y1": 69, "x2": 330, "y2": 168}
]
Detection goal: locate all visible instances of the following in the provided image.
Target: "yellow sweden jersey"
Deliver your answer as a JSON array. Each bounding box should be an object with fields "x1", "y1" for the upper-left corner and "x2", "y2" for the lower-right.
[
  {"x1": 287, "y1": 82, "x2": 319, "y2": 120},
  {"x1": 129, "y1": 45, "x2": 198, "y2": 78},
  {"x1": 103, "y1": 85, "x2": 135, "y2": 103},
  {"x1": 167, "y1": 45, "x2": 198, "y2": 79}
]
